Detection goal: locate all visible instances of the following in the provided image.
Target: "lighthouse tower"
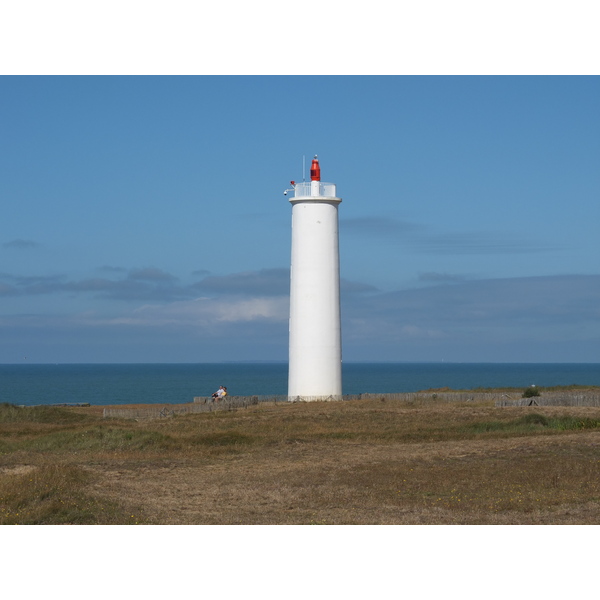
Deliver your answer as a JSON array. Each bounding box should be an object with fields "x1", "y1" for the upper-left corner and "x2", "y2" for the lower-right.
[{"x1": 288, "y1": 156, "x2": 342, "y2": 401}]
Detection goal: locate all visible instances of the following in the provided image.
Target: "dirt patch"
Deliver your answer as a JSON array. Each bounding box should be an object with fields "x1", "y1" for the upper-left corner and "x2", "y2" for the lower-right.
[
  {"x1": 0, "y1": 465, "x2": 38, "y2": 476},
  {"x1": 85, "y1": 431, "x2": 600, "y2": 524}
]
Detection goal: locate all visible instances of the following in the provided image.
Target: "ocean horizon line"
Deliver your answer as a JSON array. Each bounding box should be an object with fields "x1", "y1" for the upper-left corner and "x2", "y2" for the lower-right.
[{"x1": 3, "y1": 360, "x2": 600, "y2": 366}]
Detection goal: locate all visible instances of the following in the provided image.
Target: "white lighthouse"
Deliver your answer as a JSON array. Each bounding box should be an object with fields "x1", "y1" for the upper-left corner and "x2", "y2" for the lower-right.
[{"x1": 287, "y1": 156, "x2": 342, "y2": 401}]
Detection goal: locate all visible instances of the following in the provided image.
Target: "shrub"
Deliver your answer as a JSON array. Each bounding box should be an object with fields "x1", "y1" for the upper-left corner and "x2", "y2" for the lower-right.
[{"x1": 522, "y1": 387, "x2": 541, "y2": 398}]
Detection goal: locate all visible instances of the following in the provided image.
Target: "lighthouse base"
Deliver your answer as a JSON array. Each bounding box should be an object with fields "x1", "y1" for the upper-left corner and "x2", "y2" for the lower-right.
[{"x1": 287, "y1": 394, "x2": 343, "y2": 403}]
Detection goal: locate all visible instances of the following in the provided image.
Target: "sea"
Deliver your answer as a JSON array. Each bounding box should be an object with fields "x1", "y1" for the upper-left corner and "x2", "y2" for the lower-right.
[{"x1": 1, "y1": 363, "x2": 600, "y2": 407}]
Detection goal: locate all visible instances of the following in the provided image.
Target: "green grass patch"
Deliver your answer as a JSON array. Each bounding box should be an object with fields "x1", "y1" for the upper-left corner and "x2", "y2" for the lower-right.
[
  {"x1": 0, "y1": 438, "x2": 13, "y2": 455},
  {"x1": 15, "y1": 427, "x2": 178, "y2": 453},
  {"x1": 466, "y1": 413, "x2": 600, "y2": 435},
  {"x1": 0, "y1": 403, "x2": 92, "y2": 424},
  {"x1": 188, "y1": 431, "x2": 255, "y2": 446}
]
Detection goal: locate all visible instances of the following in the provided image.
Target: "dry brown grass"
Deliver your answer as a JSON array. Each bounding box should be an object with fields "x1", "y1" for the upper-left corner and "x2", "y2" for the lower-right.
[{"x1": 2, "y1": 397, "x2": 600, "y2": 524}]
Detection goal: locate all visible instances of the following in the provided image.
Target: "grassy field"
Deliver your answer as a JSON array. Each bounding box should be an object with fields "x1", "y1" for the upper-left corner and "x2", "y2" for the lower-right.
[{"x1": 1, "y1": 392, "x2": 600, "y2": 524}]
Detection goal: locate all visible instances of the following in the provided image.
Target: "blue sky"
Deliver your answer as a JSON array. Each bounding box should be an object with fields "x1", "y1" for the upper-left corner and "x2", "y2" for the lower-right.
[{"x1": 1, "y1": 75, "x2": 599, "y2": 363}]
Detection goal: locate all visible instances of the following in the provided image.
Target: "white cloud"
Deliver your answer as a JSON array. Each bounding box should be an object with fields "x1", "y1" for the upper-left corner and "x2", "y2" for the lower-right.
[{"x1": 109, "y1": 296, "x2": 291, "y2": 328}]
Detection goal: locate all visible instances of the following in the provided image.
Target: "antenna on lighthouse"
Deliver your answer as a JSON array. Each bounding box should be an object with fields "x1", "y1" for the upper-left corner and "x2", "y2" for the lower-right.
[{"x1": 302, "y1": 155, "x2": 306, "y2": 181}]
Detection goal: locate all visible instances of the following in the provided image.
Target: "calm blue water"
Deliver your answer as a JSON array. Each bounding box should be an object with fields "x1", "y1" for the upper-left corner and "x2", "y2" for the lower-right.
[{"x1": 1, "y1": 363, "x2": 600, "y2": 407}]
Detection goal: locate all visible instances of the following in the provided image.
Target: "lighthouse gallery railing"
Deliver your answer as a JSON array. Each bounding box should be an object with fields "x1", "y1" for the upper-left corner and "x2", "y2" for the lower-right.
[{"x1": 292, "y1": 182, "x2": 337, "y2": 198}]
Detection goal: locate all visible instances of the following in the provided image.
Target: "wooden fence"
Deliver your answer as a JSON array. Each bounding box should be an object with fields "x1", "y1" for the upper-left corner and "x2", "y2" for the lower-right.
[
  {"x1": 103, "y1": 391, "x2": 503, "y2": 420},
  {"x1": 495, "y1": 390, "x2": 600, "y2": 407},
  {"x1": 103, "y1": 395, "x2": 265, "y2": 420},
  {"x1": 102, "y1": 389, "x2": 600, "y2": 420}
]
